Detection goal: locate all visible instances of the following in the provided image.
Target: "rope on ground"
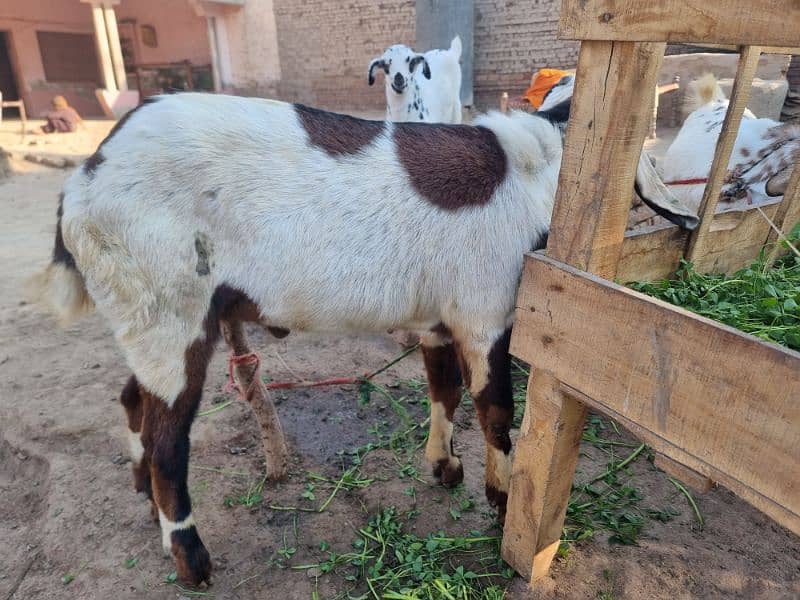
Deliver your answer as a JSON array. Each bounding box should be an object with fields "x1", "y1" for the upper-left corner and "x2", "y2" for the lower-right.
[{"x1": 225, "y1": 342, "x2": 421, "y2": 400}]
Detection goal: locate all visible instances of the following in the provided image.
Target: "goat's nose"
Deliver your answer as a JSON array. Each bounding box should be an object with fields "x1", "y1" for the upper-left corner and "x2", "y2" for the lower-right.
[{"x1": 393, "y1": 73, "x2": 404, "y2": 89}]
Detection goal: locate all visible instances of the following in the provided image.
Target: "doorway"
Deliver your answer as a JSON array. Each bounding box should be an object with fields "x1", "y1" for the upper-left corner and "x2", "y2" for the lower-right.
[{"x1": 0, "y1": 31, "x2": 21, "y2": 117}]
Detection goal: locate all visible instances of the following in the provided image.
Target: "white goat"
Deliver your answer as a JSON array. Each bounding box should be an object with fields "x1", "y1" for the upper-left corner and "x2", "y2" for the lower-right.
[
  {"x1": 368, "y1": 36, "x2": 462, "y2": 123},
  {"x1": 34, "y1": 94, "x2": 690, "y2": 585},
  {"x1": 659, "y1": 74, "x2": 800, "y2": 212}
]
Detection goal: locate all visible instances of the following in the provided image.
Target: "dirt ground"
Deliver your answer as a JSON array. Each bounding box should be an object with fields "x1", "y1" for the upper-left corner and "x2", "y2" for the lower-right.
[{"x1": 1, "y1": 118, "x2": 799, "y2": 600}]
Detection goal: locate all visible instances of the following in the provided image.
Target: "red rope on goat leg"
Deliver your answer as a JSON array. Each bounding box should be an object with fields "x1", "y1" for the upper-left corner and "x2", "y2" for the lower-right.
[
  {"x1": 225, "y1": 343, "x2": 421, "y2": 396},
  {"x1": 225, "y1": 351, "x2": 261, "y2": 400}
]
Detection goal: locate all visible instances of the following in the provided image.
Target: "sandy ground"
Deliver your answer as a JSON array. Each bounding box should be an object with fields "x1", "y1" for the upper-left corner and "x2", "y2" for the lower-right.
[{"x1": 1, "y1": 117, "x2": 799, "y2": 600}]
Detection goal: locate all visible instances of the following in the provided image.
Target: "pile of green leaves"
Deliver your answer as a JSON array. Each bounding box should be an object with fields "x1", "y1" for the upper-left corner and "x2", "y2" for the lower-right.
[
  {"x1": 298, "y1": 508, "x2": 511, "y2": 600},
  {"x1": 631, "y1": 249, "x2": 800, "y2": 351}
]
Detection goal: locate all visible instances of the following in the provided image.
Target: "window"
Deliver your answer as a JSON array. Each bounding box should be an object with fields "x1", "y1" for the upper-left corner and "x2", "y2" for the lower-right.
[{"x1": 37, "y1": 31, "x2": 100, "y2": 84}]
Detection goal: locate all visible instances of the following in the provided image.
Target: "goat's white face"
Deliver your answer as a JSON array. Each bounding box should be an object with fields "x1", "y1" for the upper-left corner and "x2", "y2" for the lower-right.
[{"x1": 368, "y1": 45, "x2": 430, "y2": 94}]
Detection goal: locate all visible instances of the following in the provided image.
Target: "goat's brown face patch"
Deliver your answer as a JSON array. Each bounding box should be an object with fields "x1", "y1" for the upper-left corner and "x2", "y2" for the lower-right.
[
  {"x1": 294, "y1": 104, "x2": 385, "y2": 156},
  {"x1": 394, "y1": 124, "x2": 507, "y2": 210}
]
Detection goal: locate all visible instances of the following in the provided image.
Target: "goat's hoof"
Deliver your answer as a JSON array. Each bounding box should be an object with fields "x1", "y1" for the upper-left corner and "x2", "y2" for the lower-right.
[
  {"x1": 485, "y1": 484, "x2": 508, "y2": 525},
  {"x1": 172, "y1": 528, "x2": 213, "y2": 586},
  {"x1": 433, "y1": 457, "x2": 464, "y2": 488}
]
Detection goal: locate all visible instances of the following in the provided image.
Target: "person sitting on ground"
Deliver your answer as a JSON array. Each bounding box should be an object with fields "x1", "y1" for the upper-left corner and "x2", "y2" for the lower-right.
[{"x1": 41, "y1": 96, "x2": 82, "y2": 134}]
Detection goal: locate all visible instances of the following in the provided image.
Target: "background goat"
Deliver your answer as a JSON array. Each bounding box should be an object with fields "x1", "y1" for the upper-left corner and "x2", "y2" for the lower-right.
[
  {"x1": 659, "y1": 74, "x2": 800, "y2": 212},
  {"x1": 33, "y1": 94, "x2": 691, "y2": 585},
  {"x1": 368, "y1": 36, "x2": 462, "y2": 123}
]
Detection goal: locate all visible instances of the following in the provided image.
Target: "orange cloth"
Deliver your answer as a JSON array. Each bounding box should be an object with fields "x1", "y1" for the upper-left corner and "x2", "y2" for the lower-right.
[{"x1": 523, "y1": 68, "x2": 571, "y2": 108}]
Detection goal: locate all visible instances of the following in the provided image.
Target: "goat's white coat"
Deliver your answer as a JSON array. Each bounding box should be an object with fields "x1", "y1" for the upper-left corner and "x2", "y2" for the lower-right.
[
  {"x1": 659, "y1": 75, "x2": 799, "y2": 211},
  {"x1": 58, "y1": 95, "x2": 559, "y2": 406},
  {"x1": 374, "y1": 36, "x2": 462, "y2": 123}
]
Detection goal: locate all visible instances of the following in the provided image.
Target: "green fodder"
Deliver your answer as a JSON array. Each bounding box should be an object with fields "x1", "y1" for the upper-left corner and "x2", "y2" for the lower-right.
[{"x1": 630, "y1": 231, "x2": 800, "y2": 351}]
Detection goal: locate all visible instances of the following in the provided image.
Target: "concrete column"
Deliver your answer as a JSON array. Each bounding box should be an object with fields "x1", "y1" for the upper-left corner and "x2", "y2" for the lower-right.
[
  {"x1": 207, "y1": 16, "x2": 223, "y2": 92},
  {"x1": 102, "y1": 3, "x2": 128, "y2": 91},
  {"x1": 88, "y1": 1, "x2": 117, "y2": 91},
  {"x1": 205, "y1": 13, "x2": 233, "y2": 91}
]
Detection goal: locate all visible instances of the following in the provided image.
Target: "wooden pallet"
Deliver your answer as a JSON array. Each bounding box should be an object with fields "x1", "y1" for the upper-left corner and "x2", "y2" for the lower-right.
[{"x1": 501, "y1": 0, "x2": 800, "y2": 583}]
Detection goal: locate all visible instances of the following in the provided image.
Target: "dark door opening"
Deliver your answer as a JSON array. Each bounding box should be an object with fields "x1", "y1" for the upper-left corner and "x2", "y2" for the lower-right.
[{"x1": 0, "y1": 31, "x2": 21, "y2": 117}]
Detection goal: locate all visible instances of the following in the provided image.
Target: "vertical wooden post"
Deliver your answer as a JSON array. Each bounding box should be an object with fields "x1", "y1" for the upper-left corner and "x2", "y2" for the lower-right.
[
  {"x1": 503, "y1": 39, "x2": 666, "y2": 583},
  {"x1": 502, "y1": 371, "x2": 587, "y2": 580},
  {"x1": 686, "y1": 46, "x2": 761, "y2": 264}
]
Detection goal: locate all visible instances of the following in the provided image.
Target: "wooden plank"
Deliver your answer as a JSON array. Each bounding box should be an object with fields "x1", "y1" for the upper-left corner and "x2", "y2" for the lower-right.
[
  {"x1": 686, "y1": 46, "x2": 761, "y2": 263},
  {"x1": 558, "y1": 0, "x2": 800, "y2": 47},
  {"x1": 502, "y1": 371, "x2": 587, "y2": 581},
  {"x1": 696, "y1": 43, "x2": 800, "y2": 55},
  {"x1": 546, "y1": 40, "x2": 665, "y2": 278},
  {"x1": 511, "y1": 253, "x2": 800, "y2": 534},
  {"x1": 692, "y1": 201, "x2": 781, "y2": 274},
  {"x1": 503, "y1": 40, "x2": 665, "y2": 582},
  {"x1": 618, "y1": 224, "x2": 688, "y2": 282},
  {"x1": 618, "y1": 201, "x2": 781, "y2": 282},
  {"x1": 653, "y1": 454, "x2": 713, "y2": 493},
  {"x1": 564, "y1": 384, "x2": 800, "y2": 534}
]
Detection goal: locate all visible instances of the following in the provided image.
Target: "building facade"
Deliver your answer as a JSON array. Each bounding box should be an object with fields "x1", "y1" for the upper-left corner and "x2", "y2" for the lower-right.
[{"x1": 0, "y1": 0, "x2": 577, "y2": 118}]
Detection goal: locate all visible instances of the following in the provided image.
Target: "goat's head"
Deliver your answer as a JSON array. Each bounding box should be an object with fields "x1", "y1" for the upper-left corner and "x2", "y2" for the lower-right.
[{"x1": 368, "y1": 45, "x2": 431, "y2": 94}]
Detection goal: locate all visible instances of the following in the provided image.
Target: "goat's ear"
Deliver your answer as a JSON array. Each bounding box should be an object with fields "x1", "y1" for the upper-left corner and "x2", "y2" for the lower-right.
[
  {"x1": 368, "y1": 58, "x2": 387, "y2": 86},
  {"x1": 410, "y1": 55, "x2": 431, "y2": 80},
  {"x1": 635, "y1": 153, "x2": 700, "y2": 230},
  {"x1": 766, "y1": 164, "x2": 793, "y2": 197}
]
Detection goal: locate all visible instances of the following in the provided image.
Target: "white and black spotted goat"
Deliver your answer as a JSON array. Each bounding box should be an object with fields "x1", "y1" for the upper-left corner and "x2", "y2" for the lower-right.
[
  {"x1": 659, "y1": 74, "x2": 800, "y2": 211},
  {"x1": 368, "y1": 36, "x2": 462, "y2": 123},
  {"x1": 33, "y1": 93, "x2": 693, "y2": 585}
]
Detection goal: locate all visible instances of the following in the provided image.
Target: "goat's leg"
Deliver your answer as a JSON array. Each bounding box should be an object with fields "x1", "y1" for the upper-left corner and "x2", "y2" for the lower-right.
[
  {"x1": 221, "y1": 319, "x2": 288, "y2": 480},
  {"x1": 421, "y1": 330, "x2": 464, "y2": 487},
  {"x1": 119, "y1": 375, "x2": 158, "y2": 521},
  {"x1": 140, "y1": 349, "x2": 212, "y2": 586},
  {"x1": 458, "y1": 328, "x2": 514, "y2": 523}
]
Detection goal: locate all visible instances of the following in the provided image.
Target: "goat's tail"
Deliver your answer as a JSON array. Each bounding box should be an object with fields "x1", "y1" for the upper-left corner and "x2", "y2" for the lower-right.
[
  {"x1": 449, "y1": 35, "x2": 462, "y2": 59},
  {"x1": 685, "y1": 73, "x2": 726, "y2": 112},
  {"x1": 27, "y1": 193, "x2": 94, "y2": 325}
]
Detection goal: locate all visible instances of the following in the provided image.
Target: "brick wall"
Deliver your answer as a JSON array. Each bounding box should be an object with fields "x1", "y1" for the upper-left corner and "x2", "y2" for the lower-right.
[
  {"x1": 258, "y1": 0, "x2": 574, "y2": 111},
  {"x1": 270, "y1": 1, "x2": 416, "y2": 111},
  {"x1": 473, "y1": 0, "x2": 578, "y2": 108}
]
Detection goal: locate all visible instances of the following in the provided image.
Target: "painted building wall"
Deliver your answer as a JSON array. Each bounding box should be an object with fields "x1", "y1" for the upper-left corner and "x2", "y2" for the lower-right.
[
  {"x1": 115, "y1": 0, "x2": 210, "y2": 66},
  {"x1": 0, "y1": 0, "x2": 99, "y2": 116},
  {"x1": 0, "y1": 0, "x2": 210, "y2": 117}
]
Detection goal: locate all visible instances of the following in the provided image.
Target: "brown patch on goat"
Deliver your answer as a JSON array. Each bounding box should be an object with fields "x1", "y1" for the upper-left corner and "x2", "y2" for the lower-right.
[
  {"x1": 467, "y1": 328, "x2": 514, "y2": 522},
  {"x1": 422, "y1": 340, "x2": 465, "y2": 487},
  {"x1": 294, "y1": 103, "x2": 385, "y2": 156},
  {"x1": 120, "y1": 375, "x2": 152, "y2": 498},
  {"x1": 740, "y1": 147, "x2": 751, "y2": 158},
  {"x1": 394, "y1": 123, "x2": 507, "y2": 210},
  {"x1": 422, "y1": 342, "x2": 463, "y2": 421}
]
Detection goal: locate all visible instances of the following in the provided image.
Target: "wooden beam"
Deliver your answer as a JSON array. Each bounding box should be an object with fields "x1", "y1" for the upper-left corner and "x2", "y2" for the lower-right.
[
  {"x1": 692, "y1": 200, "x2": 781, "y2": 274},
  {"x1": 563, "y1": 384, "x2": 800, "y2": 534},
  {"x1": 503, "y1": 40, "x2": 665, "y2": 583},
  {"x1": 653, "y1": 454, "x2": 713, "y2": 493},
  {"x1": 686, "y1": 46, "x2": 761, "y2": 263},
  {"x1": 546, "y1": 40, "x2": 666, "y2": 278},
  {"x1": 511, "y1": 252, "x2": 800, "y2": 535},
  {"x1": 558, "y1": 1, "x2": 800, "y2": 47},
  {"x1": 502, "y1": 371, "x2": 587, "y2": 581},
  {"x1": 618, "y1": 224, "x2": 688, "y2": 282},
  {"x1": 618, "y1": 200, "x2": 783, "y2": 282}
]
